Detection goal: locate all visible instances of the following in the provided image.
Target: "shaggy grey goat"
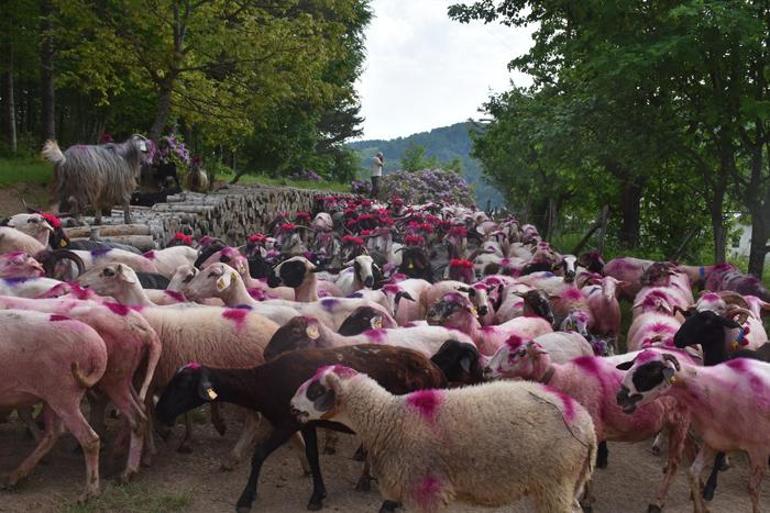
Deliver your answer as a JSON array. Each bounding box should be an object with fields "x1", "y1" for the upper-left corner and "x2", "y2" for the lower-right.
[{"x1": 42, "y1": 134, "x2": 149, "y2": 224}]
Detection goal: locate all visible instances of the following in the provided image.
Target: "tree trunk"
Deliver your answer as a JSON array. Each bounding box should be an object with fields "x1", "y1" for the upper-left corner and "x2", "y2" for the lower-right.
[
  {"x1": 709, "y1": 203, "x2": 727, "y2": 264},
  {"x1": 2, "y1": 42, "x2": 16, "y2": 153},
  {"x1": 40, "y1": 0, "x2": 56, "y2": 142},
  {"x1": 748, "y1": 212, "x2": 769, "y2": 278},
  {"x1": 150, "y1": 81, "x2": 174, "y2": 140},
  {"x1": 618, "y1": 178, "x2": 643, "y2": 248}
]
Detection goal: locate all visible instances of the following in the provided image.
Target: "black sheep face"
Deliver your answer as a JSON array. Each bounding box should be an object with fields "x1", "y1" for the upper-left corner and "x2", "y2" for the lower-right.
[
  {"x1": 430, "y1": 340, "x2": 483, "y2": 385},
  {"x1": 338, "y1": 306, "x2": 383, "y2": 336},
  {"x1": 616, "y1": 352, "x2": 680, "y2": 414},
  {"x1": 522, "y1": 290, "x2": 555, "y2": 326},
  {"x1": 278, "y1": 260, "x2": 308, "y2": 288},
  {"x1": 674, "y1": 310, "x2": 740, "y2": 350},
  {"x1": 155, "y1": 365, "x2": 214, "y2": 426}
]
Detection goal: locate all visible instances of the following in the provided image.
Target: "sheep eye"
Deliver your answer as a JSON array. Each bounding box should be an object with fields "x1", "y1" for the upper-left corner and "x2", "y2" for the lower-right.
[
  {"x1": 207, "y1": 272, "x2": 217, "y2": 278},
  {"x1": 307, "y1": 382, "x2": 326, "y2": 401},
  {"x1": 518, "y1": 349, "x2": 527, "y2": 357},
  {"x1": 183, "y1": 274, "x2": 194, "y2": 283},
  {"x1": 103, "y1": 268, "x2": 115, "y2": 277},
  {"x1": 220, "y1": 256, "x2": 231, "y2": 263}
]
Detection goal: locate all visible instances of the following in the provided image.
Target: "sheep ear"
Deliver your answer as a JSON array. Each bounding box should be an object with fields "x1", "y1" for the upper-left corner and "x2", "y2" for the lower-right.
[
  {"x1": 616, "y1": 360, "x2": 635, "y2": 371},
  {"x1": 216, "y1": 272, "x2": 233, "y2": 291},
  {"x1": 322, "y1": 371, "x2": 343, "y2": 393},
  {"x1": 117, "y1": 264, "x2": 136, "y2": 284},
  {"x1": 662, "y1": 366, "x2": 676, "y2": 384}
]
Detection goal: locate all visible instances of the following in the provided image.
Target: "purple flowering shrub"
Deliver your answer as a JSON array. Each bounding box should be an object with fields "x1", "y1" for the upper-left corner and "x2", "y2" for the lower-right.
[
  {"x1": 290, "y1": 169, "x2": 323, "y2": 181},
  {"x1": 152, "y1": 134, "x2": 191, "y2": 169},
  {"x1": 350, "y1": 179, "x2": 372, "y2": 195},
  {"x1": 380, "y1": 168, "x2": 474, "y2": 205}
]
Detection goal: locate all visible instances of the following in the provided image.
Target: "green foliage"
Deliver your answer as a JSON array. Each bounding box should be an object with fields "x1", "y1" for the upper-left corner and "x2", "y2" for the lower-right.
[
  {"x1": 2, "y1": 0, "x2": 371, "y2": 183},
  {"x1": 214, "y1": 164, "x2": 348, "y2": 192},
  {"x1": 449, "y1": 0, "x2": 770, "y2": 271},
  {"x1": 0, "y1": 157, "x2": 52, "y2": 187}
]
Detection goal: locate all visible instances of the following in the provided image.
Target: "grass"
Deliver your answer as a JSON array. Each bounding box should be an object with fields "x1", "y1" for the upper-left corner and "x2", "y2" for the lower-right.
[
  {"x1": 60, "y1": 482, "x2": 191, "y2": 513},
  {"x1": 0, "y1": 156, "x2": 52, "y2": 187},
  {"x1": 215, "y1": 168, "x2": 349, "y2": 192}
]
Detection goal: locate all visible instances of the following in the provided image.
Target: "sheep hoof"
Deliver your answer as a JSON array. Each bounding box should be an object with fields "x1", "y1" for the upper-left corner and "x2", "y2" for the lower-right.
[
  {"x1": 379, "y1": 501, "x2": 400, "y2": 513},
  {"x1": 355, "y1": 476, "x2": 371, "y2": 492},
  {"x1": 647, "y1": 504, "x2": 662, "y2": 513},
  {"x1": 236, "y1": 506, "x2": 252, "y2": 513},
  {"x1": 77, "y1": 489, "x2": 100, "y2": 504},
  {"x1": 702, "y1": 486, "x2": 715, "y2": 502},
  {"x1": 118, "y1": 469, "x2": 136, "y2": 485},
  {"x1": 580, "y1": 505, "x2": 592, "y2": 513},
  {"x1": 0, "y1": 473, "x2": 17, "y2": 490},
  {"x1": 306, "y1": 498, "x2": 324, "y2": 511}
]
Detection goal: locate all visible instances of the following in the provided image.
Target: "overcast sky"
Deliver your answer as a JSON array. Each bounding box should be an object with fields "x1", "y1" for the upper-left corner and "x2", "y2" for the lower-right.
[{"x1": 355, "y1": 0, "x2": 534, "y2": 141}]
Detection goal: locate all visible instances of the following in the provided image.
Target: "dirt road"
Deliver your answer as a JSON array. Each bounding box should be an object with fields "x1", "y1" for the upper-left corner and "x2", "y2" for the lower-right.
[{"x1": 0, "y1": 412, "x2": 766, "y2": 513}]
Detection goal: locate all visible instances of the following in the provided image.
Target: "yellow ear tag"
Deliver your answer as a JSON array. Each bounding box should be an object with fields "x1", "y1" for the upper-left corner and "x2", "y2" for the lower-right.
[
  {"x1": 408, "y1": 262, "x2": 414, "y2": 270},
  {"x1": 60, "y1": 240, "x2": 67, "y2": 247},
  {"x1": 206, "y1": 388, "x2": 218, "y2": 400},
  {"x1": 216, "y1": 276, "x2": 228, "y2": 291},
  {"x1": 669, "y1": 376, "x2": 677, "y2": 385},
  {"x1": 730, "y1": 341, "x2": 739, "y2": 352},
  {"x1": 306, "y1": 325, "x2": 320, "y2": 339},
  {"x1": 371, "y1": 316, "x2": 383, "y2": 329},
  {"x1": 470, "y1": 307, "x2": 478, "y2": 316}
]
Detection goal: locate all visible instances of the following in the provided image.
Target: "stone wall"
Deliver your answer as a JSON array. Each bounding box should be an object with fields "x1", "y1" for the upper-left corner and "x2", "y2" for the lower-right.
[{"x1": 64, "y1": 184, "x2": 352, "y2": 248}]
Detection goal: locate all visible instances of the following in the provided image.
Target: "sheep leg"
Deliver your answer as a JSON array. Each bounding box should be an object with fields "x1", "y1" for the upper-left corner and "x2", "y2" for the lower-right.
[
  {"x1": 596, "y1": 441, "x2": 609, "y2": 469},
  {"x1": 301, "y1": 426, "x2": 327, "y2": 511},
  {"x1": 222, "y1": 411, "x2": 266, "y2": 471},
  {"x1": 211, "y1": 402, "x2": 227, "y2": 436},
  {"x1": 98, "y1": 380, "x2": 146, "y2": 483},
  {"x1": 57, "y1": 405, "x2": 102, "y2": 502},
  {"x1": 702, "y1": 452, "x2": 725, "y2": 501},
  {"x1": 687, "y1": 445, "x2": 716, "y2": 513},
  {"x1": 87, "y1": 390, "x2": 110, "y2": 440},
  {"x1": 2, "y1": 406, "x2": 63, "y2": 489},
  {"x1": 17, "y1": 407, "x2": 43, "y2": 442},
  {"x1": 235, "y1": 427, "x2": 295, "y2": 513},
  {"x1": 95, "y1": 207, "x2": 103, "y2": 226},
  {"x1": 747, "y1": 454, "x2": 766, "y2": 513},
  {"x1": 651, "y1": 431, "x2": 665, "y2": 456},
  {"x1": 322, "y1": 429, "x2": 338, "y2": 454},
  {"x1": 649, "y1": 422, "x2": 686, "y2": 512},
  {"x1": 177, "y1": 413, "x2": 194, "y2": 453},
  {"x1": 122, "y1": 198, "x2": 131, "y2": 224},
  {"x1": 355, "y1": 455, "x2": 373, "y2": 492},
  {"x1": 290, "y1": 432, "x2": 311, "y2": 476}
]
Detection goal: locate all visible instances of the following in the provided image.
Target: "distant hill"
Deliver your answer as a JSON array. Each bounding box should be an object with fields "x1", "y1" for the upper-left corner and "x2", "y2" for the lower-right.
[{"x1": 347, "y1": 122, "x2": 505, "y2": 208}]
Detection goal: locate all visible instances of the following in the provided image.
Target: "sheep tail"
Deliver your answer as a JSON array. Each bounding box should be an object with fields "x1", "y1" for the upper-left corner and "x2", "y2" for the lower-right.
[
  {"x1": 137, "y1": 328, "x2": 162, "y2": 402},
  {"x1": 71, "y1": 361, "x2": 101, "y2": 389},
  {"x1": 41, "y1": 140, "x2": 65, "y2": 165}
]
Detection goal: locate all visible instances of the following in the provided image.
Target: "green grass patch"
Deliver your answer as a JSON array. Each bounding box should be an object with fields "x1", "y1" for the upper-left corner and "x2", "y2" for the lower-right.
[
  {"x1": 215, "y1": 167, "x2": 349, "y2": 193},
  {"x1": 60, "y1": 482, "x2": 191, "y2": 513},
  {"x1": 0, "y1": 157, "x2": 52, "y2": 187}
]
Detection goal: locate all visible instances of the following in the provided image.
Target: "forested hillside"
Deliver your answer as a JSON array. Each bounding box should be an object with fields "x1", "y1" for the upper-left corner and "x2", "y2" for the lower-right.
[{"x1": 348, "y1": 122, "x2": 504, "y2": 207}]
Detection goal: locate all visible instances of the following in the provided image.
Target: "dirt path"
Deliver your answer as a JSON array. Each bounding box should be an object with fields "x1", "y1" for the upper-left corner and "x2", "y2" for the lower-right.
[{"x1": 0, "y1": 412, "x2": 767, "y2": 513}]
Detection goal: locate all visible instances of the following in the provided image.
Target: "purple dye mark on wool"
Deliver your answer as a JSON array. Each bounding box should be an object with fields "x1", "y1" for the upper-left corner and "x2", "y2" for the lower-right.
[
  {"x1": 406, "y1": 389, "x2": 443, "y2": 422},
  {"x1": 49, "y1": 314, "x2": 71, "y2": 322},
  {"x1": 543, "y1": 385, "x2": 577, "y2": 423},
  {"x1": 321, "y1": 298, "x2": 339, "y2": 311},
  {"x1": 104, "y1": 302, "x2": 130, "y2": 316},
  {"x1": 143, "y1": 250, "x2": 155, "y2": 260},
  {"x1": 363, "y1": 329, "x2": 386, "y2": 343},
  {"x1": 413, "y1": 475, "x2": 443, "y2": 510},
  {"x1": 2, "y1": 277, "x2": 29, "y2": 285},
  {"x1": 223, "y1": 308, "x2": 248, "y2": 328},
  {"x1": 90, "y1": 247, "x2": 112, "y2": 258}
]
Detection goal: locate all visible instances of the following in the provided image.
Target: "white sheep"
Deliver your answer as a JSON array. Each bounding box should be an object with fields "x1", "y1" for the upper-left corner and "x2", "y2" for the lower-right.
[{"x1": 291, "y1": 366, "x2": 596, "y2": 513}]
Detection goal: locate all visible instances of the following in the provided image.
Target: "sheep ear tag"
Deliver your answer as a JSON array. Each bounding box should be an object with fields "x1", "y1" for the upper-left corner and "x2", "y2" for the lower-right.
[
  {"x1": 306, "y1": 324, "x2": 320, "y2": 340},
  {"x1": 206, "y1": 387, "x2": 218, "y2": 400},
  {"x1": 59, "y1": 239, "x2": 67, "y2": 248},
  {"x1": 370, "y1": 316, "x2": 383, "y2": 329},
  {"x1": 662, "y1": 366, "x2": 676, "y2": 385},
  {"x1": 216, "y1": 273, "x2": 232, "y2": 291}
]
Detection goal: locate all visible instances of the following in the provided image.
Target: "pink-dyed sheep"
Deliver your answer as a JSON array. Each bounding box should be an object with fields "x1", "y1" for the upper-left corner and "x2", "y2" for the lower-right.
[
  {"x1": 488, "y1": 342, "x2": 692, "y2": 512},
  {"x1": 603, "y1": 256, "x2": 655, "y2": 299},
  {"x1": 0, "y1": 296, "x2": 161, "y2": 481},
  {"x1": 583, "y1": 276, "x2": 624, "y2": 339},
  {"x1": 0, "y1": 309, "x2": 107, "y2": 501},
  {"x1": 426, "y1": 292, "x2": 552, "y2": 356},
  {"x1": 617, "y1": 351, "x2": 770, "y2": 513}
]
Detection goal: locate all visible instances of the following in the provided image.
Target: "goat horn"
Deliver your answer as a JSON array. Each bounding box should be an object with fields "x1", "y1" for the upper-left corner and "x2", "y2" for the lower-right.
[
  {"x1": 717, "y1": 291, "x2": 750, "y2": 310},
  {"x1": 725, "y1": 305, "x2": 753, "y2": 324},
  {"x1": 661, "y1": 353, "x2": 681, "y2": 371}
]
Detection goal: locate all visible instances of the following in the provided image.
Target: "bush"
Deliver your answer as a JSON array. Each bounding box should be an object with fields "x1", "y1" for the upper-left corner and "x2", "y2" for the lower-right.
[{"x1": 379, "y1": 168, "x2": 474, "y2": 206}]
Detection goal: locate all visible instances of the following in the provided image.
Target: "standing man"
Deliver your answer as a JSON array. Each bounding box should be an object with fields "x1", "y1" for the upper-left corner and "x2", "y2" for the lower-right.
[{"x1": 371, "y1": 151, "x2": 384, "y2": 198}]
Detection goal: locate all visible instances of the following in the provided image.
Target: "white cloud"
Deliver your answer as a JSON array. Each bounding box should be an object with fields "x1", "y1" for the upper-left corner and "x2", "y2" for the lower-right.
[{"x1": 356, "y1": 0, "x2": 534, "y2": 140}]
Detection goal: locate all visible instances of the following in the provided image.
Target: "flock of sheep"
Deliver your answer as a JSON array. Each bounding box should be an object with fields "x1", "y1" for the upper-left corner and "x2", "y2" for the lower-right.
[{"x1": 0, "y1": 192, "x2": 769, "y2": 513}]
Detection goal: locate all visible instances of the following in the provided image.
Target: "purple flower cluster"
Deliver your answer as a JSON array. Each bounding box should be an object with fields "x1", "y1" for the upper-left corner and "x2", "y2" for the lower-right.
[
  {"x1": 153, "y1": 134, "x2": 191, "y2": 167},
  {"x1": 380, "y1": 168, "x2": 473, "y2": 205},
  {"x1": 290, "y1": 169, "x2": 323, "y2": 181},
  {"x1": 350, "y1": 179, "x2": 372, "y2": 195}
]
